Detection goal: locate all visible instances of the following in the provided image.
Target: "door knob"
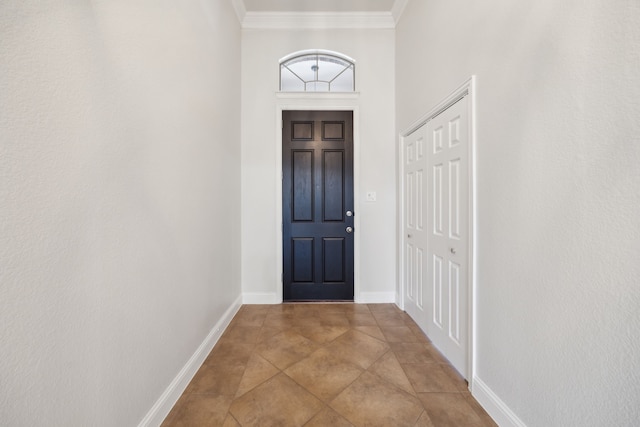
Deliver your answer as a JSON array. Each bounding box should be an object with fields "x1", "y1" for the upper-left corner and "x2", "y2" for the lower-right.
[
  {"x1": 346, "y1": 227, "x2": 353, "y2": 234},
  {"x1": 450, "y1": 247, "x2": 456, "y2": 255},
  {"x1": 346, "y1": 210, "x2": 353, "y2": 217}
]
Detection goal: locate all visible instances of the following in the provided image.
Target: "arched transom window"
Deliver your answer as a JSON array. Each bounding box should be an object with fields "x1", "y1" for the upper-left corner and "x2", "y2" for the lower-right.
[{"x1": 280, "y1": 50, "x2": 355, "y2": 92}]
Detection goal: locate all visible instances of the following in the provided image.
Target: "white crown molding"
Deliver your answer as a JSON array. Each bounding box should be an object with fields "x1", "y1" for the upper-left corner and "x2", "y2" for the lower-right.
[
  {"x1": 391, "y1": 0, "x2": 409, "y2": 24},
  {"x1": 231, "y1": 0, "x2": 246, "y2": 23},
  {"x1": 241, "y1": 11, "x2": 396, "y2": 29}
]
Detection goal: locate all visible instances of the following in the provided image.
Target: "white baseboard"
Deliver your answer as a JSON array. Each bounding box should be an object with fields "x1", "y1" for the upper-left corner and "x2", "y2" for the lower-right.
[
  {"x1": 471, "y1": 376, "x2": 527, "y2": 427},
  {"x1": 242, "y1": 292, "x2": 281, "y2": 304},
  {"x1": 137, "y1": 294, "x2": 243, "y2": 427},
  {"x1": 356, "y1": 291, "x2": 396, "y2": 304}
]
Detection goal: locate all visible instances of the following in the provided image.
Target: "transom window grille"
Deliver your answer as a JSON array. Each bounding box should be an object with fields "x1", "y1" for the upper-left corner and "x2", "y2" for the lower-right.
[{"x1": 280, "y1": 50, "x2": 355, "y2": 92}]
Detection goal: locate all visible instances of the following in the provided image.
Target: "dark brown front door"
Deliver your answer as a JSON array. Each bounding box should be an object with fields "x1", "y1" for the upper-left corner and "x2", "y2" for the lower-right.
[{"x1": 282, "y1": 110, "x2": 354, "y2": 300}]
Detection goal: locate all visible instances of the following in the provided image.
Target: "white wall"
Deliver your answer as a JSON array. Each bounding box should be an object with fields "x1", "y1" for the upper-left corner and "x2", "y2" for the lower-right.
[
  {"x1": 241, "y1": 29, "x2": 396, "y2": 303},
  {"x1": 0, "y1": 0, "x2": 241, "y2": 425},
  {"x1": 396, "y1": 0, "x2": 640, "y2": 425}
]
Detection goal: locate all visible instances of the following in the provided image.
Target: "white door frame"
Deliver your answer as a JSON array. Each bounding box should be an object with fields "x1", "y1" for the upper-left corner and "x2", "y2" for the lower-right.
[
  {"x1": 275, "y1": 93, "x2": 361, "y2": 303},
  {"x1": 397, "y1": 76, "x2": 477, "y2": 382}
]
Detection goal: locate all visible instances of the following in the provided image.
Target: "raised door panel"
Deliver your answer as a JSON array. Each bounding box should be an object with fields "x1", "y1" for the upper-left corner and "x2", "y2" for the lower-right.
[
  {"x1": 323, "y1": 150, "x2": 344, "y2": 222},
  {"x1": 292, "y1": 238, "x2": 314, "y2": 282},
  {"x1": 292, "y1": 151, "x2": 314, "y2": 222}
]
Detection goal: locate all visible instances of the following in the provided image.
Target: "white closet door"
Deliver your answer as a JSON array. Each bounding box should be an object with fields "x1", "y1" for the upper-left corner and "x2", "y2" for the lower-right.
[
  {"x1": 403, "y1": 126, "x2": 428, "y2": 328},
  {"x1": 424, "y1": 96, "x2": 470, "y2": 378}
]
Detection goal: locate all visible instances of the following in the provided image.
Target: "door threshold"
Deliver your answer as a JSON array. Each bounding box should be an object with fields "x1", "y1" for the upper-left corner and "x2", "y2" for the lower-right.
[{"x1": 283, "y1": 300, "x2": 354, "y2": 304}]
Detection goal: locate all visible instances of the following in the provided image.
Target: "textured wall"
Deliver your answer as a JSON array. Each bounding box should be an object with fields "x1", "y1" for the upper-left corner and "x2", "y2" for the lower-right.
[
  {"x1": 0, "y1": 0, "x2": 241, "y2": 425},
  {"x1": 396, "y1": 0, "x2": 640, "y2": 425},
  {"x1": 241, "y1": 29, "x2": 396, "y2": 302}
]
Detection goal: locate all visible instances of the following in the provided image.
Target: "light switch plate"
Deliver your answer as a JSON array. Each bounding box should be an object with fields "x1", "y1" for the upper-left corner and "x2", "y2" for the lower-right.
[{"x1": 366, "y1": 191, "x2": 377, "y2": 202}]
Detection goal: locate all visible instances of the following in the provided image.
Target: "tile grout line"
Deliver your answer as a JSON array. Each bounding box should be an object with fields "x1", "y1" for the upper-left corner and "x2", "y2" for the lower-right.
[{"x1": 163, "y1": 304, "x2": 494, "y2": 426}]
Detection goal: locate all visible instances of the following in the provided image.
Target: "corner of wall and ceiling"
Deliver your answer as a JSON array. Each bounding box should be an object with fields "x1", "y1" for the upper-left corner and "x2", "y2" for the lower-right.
[
  {"x1": 231, "y1": 0, "x2": 246, "y2": 23},
  {"x1": 231, "y1": 0, "x2": 409, "y2": 29},
  {"x1": 390, "y1": 0, "x2": 409, "y2": 25}
]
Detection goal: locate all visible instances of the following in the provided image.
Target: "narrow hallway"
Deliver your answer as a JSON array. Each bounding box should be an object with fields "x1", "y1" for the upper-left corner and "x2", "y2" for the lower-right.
[{"x1": 162, "y1": 304, "x2": 495, "y2": 426}]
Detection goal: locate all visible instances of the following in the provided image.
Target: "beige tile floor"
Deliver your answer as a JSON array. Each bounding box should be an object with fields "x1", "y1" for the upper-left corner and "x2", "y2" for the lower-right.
[{"x1": 162, "y1": 303, "x2": 497, "y2": 427}]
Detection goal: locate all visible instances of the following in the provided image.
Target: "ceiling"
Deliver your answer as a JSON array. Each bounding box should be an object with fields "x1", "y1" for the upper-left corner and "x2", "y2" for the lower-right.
[{"x1": 242, "y1": 0, "x2": 397, "y2": 13}]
